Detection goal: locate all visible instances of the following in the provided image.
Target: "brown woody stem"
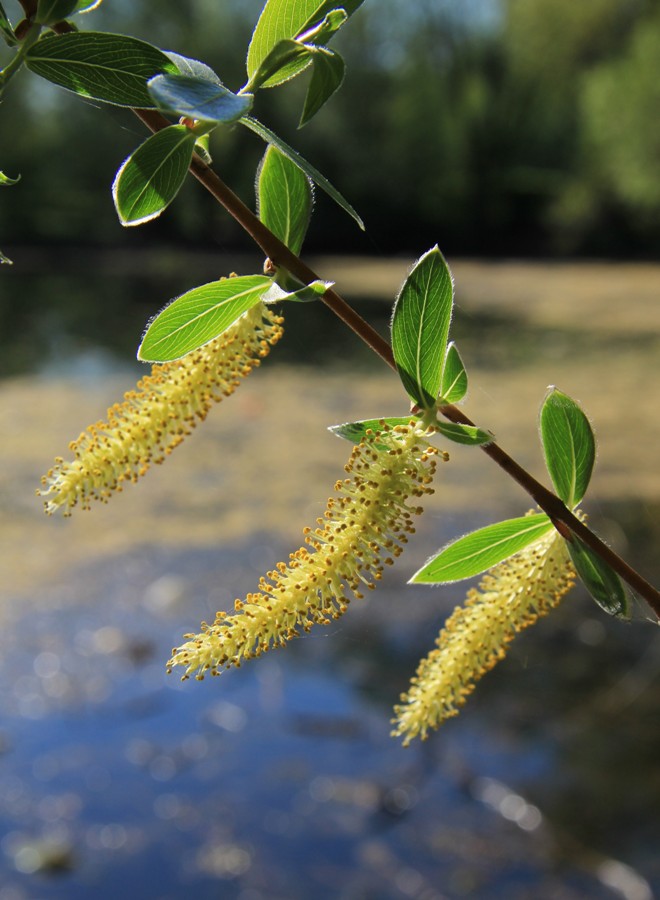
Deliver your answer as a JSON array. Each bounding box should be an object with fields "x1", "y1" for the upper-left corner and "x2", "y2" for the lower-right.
[{"x1": 128, "y1": 107, "x2": 660, "y2": 619}]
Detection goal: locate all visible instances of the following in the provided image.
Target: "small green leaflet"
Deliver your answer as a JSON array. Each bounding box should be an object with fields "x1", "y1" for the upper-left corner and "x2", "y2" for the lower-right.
[
  {"x1": 439, "y1": 341, "x2": 468, "y2": 404},
  {"x1": 540, "y1": 387, "x2": 595, "y2": 509},
  {"x1": 164, "y1": 52, "x2": 223, "y2": 84},
  {"x1": 138, "y1": 275, "x2": 272, "y2": 362},
  {"x1": 434, "y1": 422, "x2": 492, "y2": 446},
  {"x1": 246, "y1": 0, "x2": 362, "y2": 89},
  {"x1": 0, "y1": 170, "x2": 20, "y2": 186},
  {"x1": 240, "y1": 116, "x2": 364, "y2": 230},
  {"x1": 0, "y1": 168, "x2": 18, "y2": 258},
  {"x1": 391, "y1": 246, "x2": 454, "y2": 410},
  {"x1": 329, "y1": 417, "x2": 420, "y2": 447},
  {"x1": 36, "y1": 0, "x2": 78, "y2": 25},
  {"x1": 299, "y1": 46, "x2": 345, "y2": 127},
  {"x1": 246, "y1": 39, "x2": 311, "y2": 93},
  {"x1": 257, "y1": 145, "x2": 313, "y2": 255},
  {"x1": 113, "y1": 125, "x2": 196, "y2": 227},
  {"x1": 412, "y1": 513, "x2": 554, "y2": 584},
  {"x1": 297, "y1": 7, "x2": 348, "y2": 43},
  {"x1": 567, "y1": 536, "x2": 629, "y2": 619},
  {"x1": 261, "y1": 278, "x2": 331, "y2": 304},
  {"x1": 0, "y1": 2, "x2": 17, "y2": 45},
  {"x1": 147, "y1": 74, "x2": 253, "y2": 123},
  {"x1": 26, "y1": 32, "x2": 178, "y2": 107},
  {"x1": 246, "y1": 0, "x2": 319, "y2": 88},
  {"x1": 1, "y1": 170, "x2": 19, "y2": 260}
]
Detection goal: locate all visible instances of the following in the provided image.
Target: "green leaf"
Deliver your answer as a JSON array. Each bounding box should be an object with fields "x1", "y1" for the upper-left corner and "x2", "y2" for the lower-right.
[
  {"x1": 0, "y1": 3, "x2": 17, "y2": 45},
  {"x1": 138, "y1": 275, "x2": 273, "y2": 362},
  {"x1": 297, "y1": 7, "x2": 348, "y2": 43},
  {"x1": 246, "y1": 38, "x2": 312, "y2": 93},
  {"x1": 246, "y1": 0, "x2": 363, "y2": 89},
  {"x1": 36, "y1": 0, "x2": 78, "y2": 24},
  {"x1": 75, "y1": 0, "x2": 103, "y2": 10},
  {"x1": 247, "y1": 0, "x2": 316, "y2": 87},
  {"x1": 0, "y1": 170, "x2": 20, "y2": 186},
  {"x1": 25, "y1": 32, "x2": 178, "y2": 107},
  {"x1": 391, "y1": 246, "x2": 455, "y2": 410},
  {"x1": 299, "y1": 46, "x2": 345, "y2": 127},
  {"x1": 147, "y1": 74, "x2": 253, "y2": 123},
  {"x1": 240, "y1": 116, "x2": 364, "y2": 230},
  {"x1": 439, "y1": 341, "x2": 468, "y2": 403},
  {"x1": 567, "y1": 536, "x2": 629, "y2": 619},
  {"x1": 112, "y1": 125, "x2": 196, "y2": 227},
  {"x1": 434, "y1": 422, "x2": 492, "y2": 446},
  {"x1": 257, "y1": 145, "x2": 313, "y2": 255},
  {"x1": 247, "y1": 0, "x2": 330, "y2": 88},
  {"x1": 540, "y1": 387, "x2": 596, "y2": 509},
  {"x1": 412, "y1": 513, "x2": 554, "y2": 584},
  {"x1": 1, "y1": 248, "x2": 12, "y2": 265},
  {"x1": 262, "y1": 277, "x2": 331, "y2": 304},
  {"x1": 163, "y1": 52, "x2": 222, "y2": 84},
  {"x1": 329, "y1": 417, "x2": 420, "y2": 448}
]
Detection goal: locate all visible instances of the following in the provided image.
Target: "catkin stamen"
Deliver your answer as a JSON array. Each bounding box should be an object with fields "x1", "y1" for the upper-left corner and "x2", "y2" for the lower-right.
[
  {"x1": 168, "y1": 423, "x2": 447, "y2": 679},
  {"x1": 37, "y1": 304, "x2": 284, "y2": 515}
]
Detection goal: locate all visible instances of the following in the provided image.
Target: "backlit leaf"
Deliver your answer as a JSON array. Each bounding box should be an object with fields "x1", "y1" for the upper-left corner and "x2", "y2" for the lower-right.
[
  {"x1": 391, "y1": 246, "x2": 454, "y2": 410},
  {"x1": 297, "y1": 7, "x2": 348, "y2": 43},
  {"x1": 540, "y1": 387, "x2": 595, "y2": 508},
  {"x1": 26, "y1": 32, "x2": 177, "y2": 107},
  {"x1": 439, "y1": 341, "x2": 468, "y2": 403},
  {"x1": 567, "y1": 536, "x2": 629, "y2": 618},
  {"x1": 412, "y1": 513, "x2": 554, "y2": 584},
  {"x1": 163, "y1": 52, "x2": 222, "y2": 84},
  {"x1": 261, "y1": 278, "x2": 331, "y2": 303},
  {"x1": 299, "y1": 46, "x2": 345, "y2": 127},
  {"x1": 329, "y1": 417, "x2": 419, "y2": 447},
  {"x1": 0, "y1": 1, "x2": 16, "y2": 44},
  {"x1": 148, "y1": 74, "x2": 253, "y2": 123},
  {"x1": 241, "y1": 116, "x2": 363, "y2": 229},
  {"x1": 246, "y1": 38, "x2": 311, "y2": 93},
  {"x1": 246, "y1": 0, "x2": 363, "y2": 88},
  {"x1": 138, "y1": 275, "x2": 272, "y2": 362},
  {"x1": 0, "y1": 170, "x2": 20, "y2": 186},
  {"x1": 257, "y1": 145, "x2": 313, "y2": 254},
  {"x1": 434, "y1": 422, "x2": 492, "y2": 446},
  {"x1": 112, "y1": 125, "x2": 196, "y2": 226}
]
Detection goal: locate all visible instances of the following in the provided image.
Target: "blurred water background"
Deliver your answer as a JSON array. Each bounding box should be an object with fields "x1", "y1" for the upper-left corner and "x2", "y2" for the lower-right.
[
  {"x1": 2, "y1": 0, "x2": 660, "y2": 897},
  {"x1": 1, "y1": 253, "x2": 660, "y2": 899}
]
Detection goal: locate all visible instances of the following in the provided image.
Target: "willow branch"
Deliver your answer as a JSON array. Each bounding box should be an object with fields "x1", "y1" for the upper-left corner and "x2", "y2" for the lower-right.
[{"x1": 130, "y1": 107, "x2": 660, "y2": 619}]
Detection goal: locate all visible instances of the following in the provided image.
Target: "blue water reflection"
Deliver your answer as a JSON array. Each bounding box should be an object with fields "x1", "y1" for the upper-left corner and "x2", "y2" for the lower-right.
[
  {"x1": 1, "y1": 538, "x2": 658, "y2": 899},
  {"x1": 2, "y1": 255, "x2": 660, "y2": 898}
]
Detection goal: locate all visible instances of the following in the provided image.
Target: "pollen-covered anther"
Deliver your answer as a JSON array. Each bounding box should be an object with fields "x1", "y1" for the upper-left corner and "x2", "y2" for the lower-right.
[
  {"x1": 38, "y1": 304, "x2": 284, "y2": 515},
  {"x1": 169, "y1": 423, "x2": 444, "y2": 680}
]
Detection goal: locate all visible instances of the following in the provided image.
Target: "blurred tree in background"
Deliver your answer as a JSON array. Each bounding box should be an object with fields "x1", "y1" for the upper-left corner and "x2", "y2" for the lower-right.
[{"x1": 1, "y1": 0, "x2": 659, "y2": 256}]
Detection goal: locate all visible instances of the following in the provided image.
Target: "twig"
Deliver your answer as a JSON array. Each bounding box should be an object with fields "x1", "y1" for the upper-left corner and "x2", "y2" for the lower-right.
[
  {"x1": 130, "y1": 109, "x2": 660, "y2": 618},
  {"x1": 136, "y1": 110, "x2": 660, "y2": 616}
]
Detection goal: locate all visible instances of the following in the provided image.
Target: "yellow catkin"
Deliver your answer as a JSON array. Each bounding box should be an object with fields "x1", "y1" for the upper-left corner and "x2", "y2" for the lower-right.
[
  {"x1": 168, "y1": 422, "x2": 446, "y2": 680},
  {"x1": 392, "y1": 524, "x2": 576, "y2": 745},
  {"x1": 37, "y1": 303, "x2": 284, "y2": 515}
]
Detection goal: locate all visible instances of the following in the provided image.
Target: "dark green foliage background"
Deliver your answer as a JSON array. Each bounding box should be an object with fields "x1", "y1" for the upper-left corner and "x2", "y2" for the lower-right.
[{"x1": 1, "y1": 0, "x2": 659, "y2": 256}]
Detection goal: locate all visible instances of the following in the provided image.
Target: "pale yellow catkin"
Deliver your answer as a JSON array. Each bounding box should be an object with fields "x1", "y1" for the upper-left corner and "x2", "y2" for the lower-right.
[
  {"x1": 392, "y1": 525, "x2": 576, "y2": 745},
  {"x1": 38, "y1": 303, "x2": 284, "y2": 515},
  {"x1": 168, "y1": 423, "x2": 446, "y2": 680}
]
